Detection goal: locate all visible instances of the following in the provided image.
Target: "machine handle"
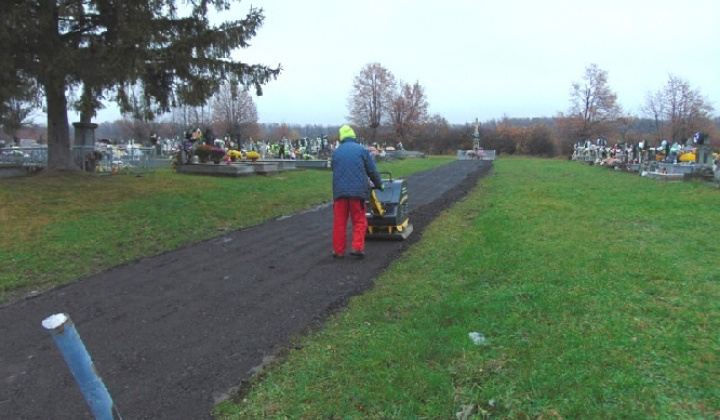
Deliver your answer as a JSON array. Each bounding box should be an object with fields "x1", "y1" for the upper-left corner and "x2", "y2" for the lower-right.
[
  {"x1": 378, "y1": 171, "x2": 393, "y2": 181},
  {"x1": 369, "y1": 172, "x2": 391, "y2": 190}
]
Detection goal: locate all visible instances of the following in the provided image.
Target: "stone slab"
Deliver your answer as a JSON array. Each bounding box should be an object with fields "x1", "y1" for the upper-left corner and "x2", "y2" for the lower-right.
[
  {"x1": 250, "y1": 162, "x2": 279, "y2": 175},
  {"x1": 177, "y1": 162, "x2": 257, "y2": 177},
  {"x1": 295, "y1": 160, "x2": 331, "y2": 169},
  {"x1": 262, "y1": 159, "x2": 297, "y2": 171},
  {"x1": 645, "y1": 171, "x2": 684, "y2": 181}
]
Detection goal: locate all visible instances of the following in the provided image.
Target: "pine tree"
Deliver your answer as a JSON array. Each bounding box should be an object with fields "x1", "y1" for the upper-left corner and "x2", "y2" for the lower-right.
[{"x1": 0, "y1": 0, "x2": 280, "y2": 171}]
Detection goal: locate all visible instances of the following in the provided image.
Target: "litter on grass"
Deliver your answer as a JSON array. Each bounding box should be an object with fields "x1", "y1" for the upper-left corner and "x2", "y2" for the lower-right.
[{"x1": 469, "y1": 332, "x2": 488, "y2": 346}]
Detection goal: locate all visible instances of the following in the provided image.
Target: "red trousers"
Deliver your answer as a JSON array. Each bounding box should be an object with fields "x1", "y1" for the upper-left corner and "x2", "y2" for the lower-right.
[{"x1": 333, "y1": 198, "x2": 367, "y2": 255}]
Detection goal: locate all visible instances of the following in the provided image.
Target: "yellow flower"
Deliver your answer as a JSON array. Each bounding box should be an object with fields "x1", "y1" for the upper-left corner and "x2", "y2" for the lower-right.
[{"x1": 227, "y1": 150, "x2": 243, "y2": 159}]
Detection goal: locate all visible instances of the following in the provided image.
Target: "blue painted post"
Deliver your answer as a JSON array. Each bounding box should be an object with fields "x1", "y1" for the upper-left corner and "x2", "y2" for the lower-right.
[{"x1": 42, "y1": 313, "x2": 122, "y2": 420}]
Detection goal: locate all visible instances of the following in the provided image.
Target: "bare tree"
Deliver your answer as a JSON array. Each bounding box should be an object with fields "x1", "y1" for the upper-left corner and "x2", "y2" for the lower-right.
[
  {"x1": 641, "y1": 90, "x2": 666, "y2": 131},
  {"x1": 568, "y1": 64, "x2": 621, "y2": 142},
  {"x1": 347, "y1": 63, "x2": 396, "y2": 142},
  {"x1": 414, "y1": 114, "x2": 451, "y2": 154},
  {"x1": 187, "y1": 104, "x2": 214, "y2": 133},
  {"x1": 167, "y1": 103, "x2": 212, "y2": 137},
  {"x1": 211, "y1": 81, "x2": 258, "y2": 144},
  {"x1": 115, "y1": 118, "x2": 154, "y2": 144},
  {"x1": 517, "y1": 124, "x2": 556, "y2": 157},
  {"x1": 388, "y1": 81, "x2": 429, "y2": 142},
  {"x1": 613, "y1": 114, "x2": 639, "y2": 145},
  {"x1": 424, "y1": 114, "x2": 450, "y2": 140},
  {"x1": 275, "y1": 123, "x2": 294, "y2": 140},
  {"x1": 553, "y1": 111, "x2": 585, "y2": 155},
  {"x1": 643, "y1": 74, "x2": 714, "y2": 143}
]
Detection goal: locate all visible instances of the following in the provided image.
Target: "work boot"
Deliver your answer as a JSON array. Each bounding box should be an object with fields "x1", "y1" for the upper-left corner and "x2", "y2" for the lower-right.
[
  {"x1": 349, "y1": 250, "x2": 365, "y2": 258},
  {"x1": 332, "y1": 253, "x2": 345, "y2": 259}
]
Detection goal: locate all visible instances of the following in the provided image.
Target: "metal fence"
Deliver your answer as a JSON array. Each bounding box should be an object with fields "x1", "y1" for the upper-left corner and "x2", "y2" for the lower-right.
[
  {"x1": 456, "y1": 149, "x2": 496, "y2": 160},
  {"x1": 0, "y1": 145, "x2": 166, "y2": 174},
  {"x1": 0, "y1": 146, "x2": 47, "y2": 166}
]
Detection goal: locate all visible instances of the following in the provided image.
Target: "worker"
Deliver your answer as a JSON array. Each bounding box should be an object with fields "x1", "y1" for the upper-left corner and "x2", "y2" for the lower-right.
[{"x1": 331, "y1": 125, "x2": 383, "y2": 258}]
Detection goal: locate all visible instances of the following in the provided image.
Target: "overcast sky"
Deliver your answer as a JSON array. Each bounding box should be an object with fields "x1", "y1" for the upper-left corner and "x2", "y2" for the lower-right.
[{"x1": 90, "y1": 0, "x2": 719, "y2": 125}]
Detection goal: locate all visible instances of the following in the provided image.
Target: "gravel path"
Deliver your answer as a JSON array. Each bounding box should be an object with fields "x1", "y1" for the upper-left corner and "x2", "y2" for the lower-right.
[{"x1": 0, "y1": 159, "x2": 493, "y2": 419}]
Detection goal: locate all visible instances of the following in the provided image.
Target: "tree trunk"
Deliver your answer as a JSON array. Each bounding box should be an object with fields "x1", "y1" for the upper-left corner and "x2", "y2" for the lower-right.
[
  {"x1": 80, "y1": 86, "x2": 93, "y2": 124},
  {"x1": 37, "y1": 0, "x2": 77, "y2": 172},
  {"x1": 369, "y1": 125, "x2": 378, "y2": 144},
  {"x1": 45, "y1": 77, "x2": 77, "y2": 171}
]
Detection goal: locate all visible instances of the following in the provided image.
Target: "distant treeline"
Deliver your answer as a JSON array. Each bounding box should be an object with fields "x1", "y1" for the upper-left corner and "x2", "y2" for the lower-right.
[{"x1": 7, "y1": 116, "x2": 718, "y2": 159}]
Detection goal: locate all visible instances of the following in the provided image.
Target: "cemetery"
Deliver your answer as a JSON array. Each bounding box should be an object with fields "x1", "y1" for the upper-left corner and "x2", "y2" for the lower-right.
[{"x1": 571, "y1": 133, "x2": 720, "y2": 183}]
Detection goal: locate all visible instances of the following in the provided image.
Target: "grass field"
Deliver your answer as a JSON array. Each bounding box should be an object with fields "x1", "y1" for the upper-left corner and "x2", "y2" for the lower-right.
[
  {"x1": 214, "y1": 158, "x2": 720, "y2": 419},
  {"x1": 0, "y1": 156, "x2": 453, "y2": 303}
]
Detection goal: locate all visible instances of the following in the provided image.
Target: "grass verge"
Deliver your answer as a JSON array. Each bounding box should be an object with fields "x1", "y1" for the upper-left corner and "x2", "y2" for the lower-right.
[
  {"x1": 0, "y1": 156, "x2": 452, "y2": 303},
  {"x1": 215, "y1": 157, "x2": 720, "y2": 419}
]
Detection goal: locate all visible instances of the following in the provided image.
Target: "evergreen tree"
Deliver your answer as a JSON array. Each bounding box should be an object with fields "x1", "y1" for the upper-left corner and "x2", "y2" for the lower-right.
[
  {"x1": 0, "y1": 75, "x2": 41, "y2": 143},
  {"x1": 0, "y1": 0, "x2": 280, "y2": 171}
]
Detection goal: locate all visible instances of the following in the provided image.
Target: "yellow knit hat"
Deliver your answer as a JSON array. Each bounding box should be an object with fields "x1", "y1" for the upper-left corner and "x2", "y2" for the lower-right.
[{"x1": 339, "y1": 125, "x2": 356, "y2": 142}]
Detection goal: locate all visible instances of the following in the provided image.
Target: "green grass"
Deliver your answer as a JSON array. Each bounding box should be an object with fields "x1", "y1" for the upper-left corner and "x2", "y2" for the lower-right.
[
  {"x1": 0, "y1": 156, "x2": 453, "y2": 303},
  {"x1": 214, "y1": 158, "x2": 720, "y2": 419}
]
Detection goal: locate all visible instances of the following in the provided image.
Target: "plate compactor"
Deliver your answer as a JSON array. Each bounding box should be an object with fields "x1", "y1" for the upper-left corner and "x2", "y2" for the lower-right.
[{"x1": 366, "y1": 172, "x2": 413, "y2": 240}]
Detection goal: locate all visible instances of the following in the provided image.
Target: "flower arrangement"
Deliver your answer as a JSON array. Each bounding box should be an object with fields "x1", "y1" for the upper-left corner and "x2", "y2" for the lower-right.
[
  {"x1": 210, "y1": 147, "x2": 227, "y2": 161},
  {"x1": 227, "y1": 150, "x2": 243, "y2": 161},
  {"x1": 195, "y1": 144, "x2": 213, "y2": 160},
  {"x1": 246, "y1": 150, "x2": 260, "y2": 161}
]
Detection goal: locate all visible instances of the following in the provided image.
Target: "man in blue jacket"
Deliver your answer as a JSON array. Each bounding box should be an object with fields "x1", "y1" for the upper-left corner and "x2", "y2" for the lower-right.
[{"x1": 331, "y1": 125, "x2": 383, "y2": 258}]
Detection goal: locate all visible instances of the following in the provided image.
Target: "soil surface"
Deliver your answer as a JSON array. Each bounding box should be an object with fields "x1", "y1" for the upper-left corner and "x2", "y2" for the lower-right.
[{"x1": 0, "y1": 160, "x2": 493, "y2": 420}]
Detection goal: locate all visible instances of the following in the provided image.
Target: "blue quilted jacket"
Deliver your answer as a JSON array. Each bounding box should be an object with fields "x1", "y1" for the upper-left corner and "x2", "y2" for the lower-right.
[{"x1": 331, "y1": 137, "x2": 382, "y2": 201}]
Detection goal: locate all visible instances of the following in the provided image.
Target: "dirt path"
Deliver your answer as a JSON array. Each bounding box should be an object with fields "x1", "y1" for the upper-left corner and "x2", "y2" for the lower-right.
[{"x1": 0, "y1": 160, "x2": 493, "y2": 419}]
